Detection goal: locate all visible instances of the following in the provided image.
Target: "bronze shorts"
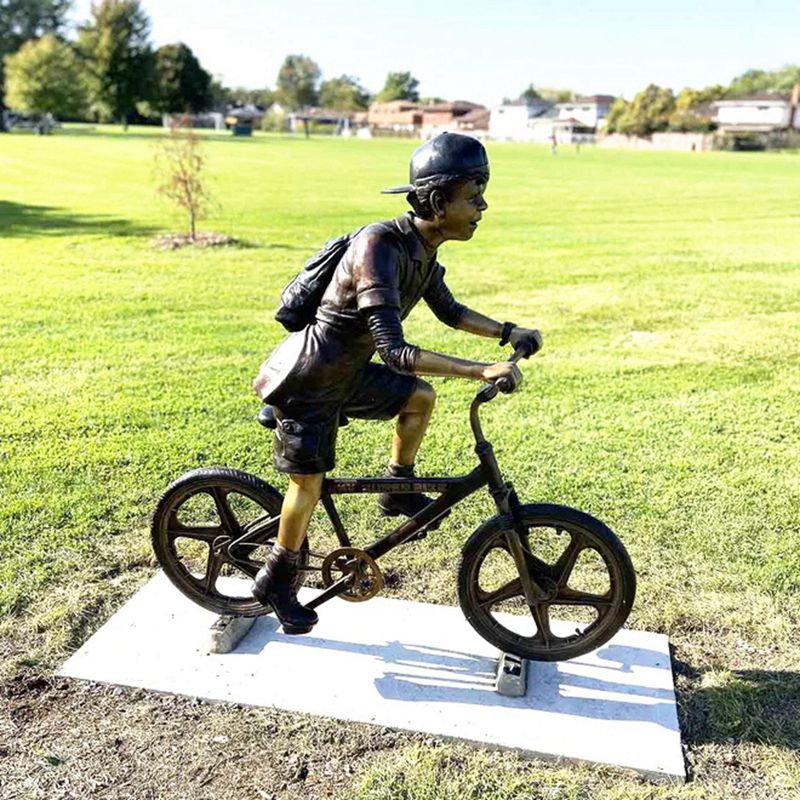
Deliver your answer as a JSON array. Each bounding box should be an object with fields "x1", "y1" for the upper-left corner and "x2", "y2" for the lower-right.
[{"x1": 270, "y1": 363, "x2": 418, "y2": 474}]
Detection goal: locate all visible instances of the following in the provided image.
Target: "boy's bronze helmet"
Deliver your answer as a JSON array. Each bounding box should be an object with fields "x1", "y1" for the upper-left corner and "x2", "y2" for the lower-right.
[{"x1": 382, "y1": 132, "x2": 489, "y2": 194}]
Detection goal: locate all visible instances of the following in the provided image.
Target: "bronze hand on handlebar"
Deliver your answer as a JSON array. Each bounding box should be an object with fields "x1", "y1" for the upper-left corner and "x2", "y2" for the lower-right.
[{"x1": 471, "y1": 339, "x2": 540, "y2": 441}]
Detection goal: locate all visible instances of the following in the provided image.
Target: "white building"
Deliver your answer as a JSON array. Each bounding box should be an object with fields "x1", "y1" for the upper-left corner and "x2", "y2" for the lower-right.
[
  {"x1": 712, "y1": 94, "x2": 800, "y2": 132},
  {"x1": 488, "y1": 101, "x2": 552, "y2": 142},
  {"x1": 555, "y1": 95, "x2": 616, "y2": 128},
  {"x1": 489, "y1": 95, "x2": 615, "y2": 143}
]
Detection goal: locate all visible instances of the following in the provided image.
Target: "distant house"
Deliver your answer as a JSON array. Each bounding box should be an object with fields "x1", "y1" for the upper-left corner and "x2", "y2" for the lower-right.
[
  {"x1": 367, "y1": 100, "x2": 423, "y2": 135},
  {"x1": 421, "y1": 100, "x2": 486, "y2": 137},
  {"x1": 712, "y1": 93, "x2": 800, "y2": 133},
  {"x1": 455, "y1": 106, "x2": 491, "y2": 135},
  {"x1": 556, "y1": 95, "x2": 616, "y2": 128},
  {"x1": 489, "y1": 95, "x2": 615, "y2": 143},
  {"x1": 366, "y1": 98, "x2": 487, "y2": 138},
  {"x1": 488, "y1": 101, "x2": 552, "y2": 142}
]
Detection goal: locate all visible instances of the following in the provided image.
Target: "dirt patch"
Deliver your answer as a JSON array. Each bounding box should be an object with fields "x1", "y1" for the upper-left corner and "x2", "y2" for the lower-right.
[
  {"x1": 152, "y1": 232, "x2": 239, "y2": 250},
  {"x1": 0, "y1": 674, "x2": 424, "y2": 800}
]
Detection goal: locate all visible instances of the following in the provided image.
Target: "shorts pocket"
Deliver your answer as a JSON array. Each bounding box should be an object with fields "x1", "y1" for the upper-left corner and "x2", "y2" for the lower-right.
[{"x1": 275, "y1": 417, "x2": 322, "y2": 465}]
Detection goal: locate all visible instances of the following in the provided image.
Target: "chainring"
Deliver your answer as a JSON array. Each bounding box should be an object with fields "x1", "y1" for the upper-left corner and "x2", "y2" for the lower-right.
[{"x1": 321, "y1": 547, "x2": 383, "y2": 602}]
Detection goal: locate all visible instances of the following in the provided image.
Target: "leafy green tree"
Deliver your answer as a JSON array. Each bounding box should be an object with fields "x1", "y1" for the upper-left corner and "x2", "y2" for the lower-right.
[
  {"x1": 604, "y1": 97, "x2": 628, "y2": 133},
  {"x1": 376, "y1": 71, "x2": 419, "y2": 102},
  {"x1": 507, "y1": 84, "x2": 570, "y2": 105},
  {"x1": 4, "y1": 32, "x2": 87, "y2": 117},
  {"x1": 539, "y1": 87, "x2": 573, "y2": 102},
  {"x1": 318, "y1": 74, "x2": 369, "y2": 110},
  {"x1": 666, "y1": 87, "x2": 708, "y2": 132},
  {"x1": 0, "y1": 0, "x2": 71, "y2": 129},
  {"x1": 276, "y1": 54, "x2": 320, "y2": 109},
  {"x1": 695, "y1": 84, "x2": 729, "y2": 105},
  {"x1": 519, "y1": 83, "x2": 541, "y2": 104},
  {"x1": 728, "y1": 64, "x2": 800, "y2": 96},
  {"x1": 228, "y1": 86, "x2": 274, "y2": 108},
  {"x1": 77, "y1": 0, "x2": 153, "y2": 126},
  {"x1": 152, "y1": 42, "x2": 212, "y2": 114},
  {"x1": 615, "y1": 84, "x2": 675, "y2": 137},
  {"x1": 728, "y1": 69, "x2": 772, "y2": 97}
]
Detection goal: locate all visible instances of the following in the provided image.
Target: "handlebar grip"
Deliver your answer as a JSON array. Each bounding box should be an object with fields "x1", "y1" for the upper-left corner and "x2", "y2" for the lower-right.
[
  {"x1": 512, "y1": 339, "x2": 536, "y2": 360},
  {"x1": 495, "y1": 376, "x2": 514, "y2": 393}
]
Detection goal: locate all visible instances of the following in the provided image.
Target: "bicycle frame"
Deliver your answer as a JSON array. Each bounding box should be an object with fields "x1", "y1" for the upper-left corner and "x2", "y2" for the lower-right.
[{"x1": 235, "y1": 344, "x2": 538, "y2": 610}]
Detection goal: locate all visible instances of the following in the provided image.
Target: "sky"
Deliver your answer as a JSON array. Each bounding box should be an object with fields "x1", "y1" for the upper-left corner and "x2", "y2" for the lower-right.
[{"x1": 67, "y1": 1, "x2": 799, "y2": 105}]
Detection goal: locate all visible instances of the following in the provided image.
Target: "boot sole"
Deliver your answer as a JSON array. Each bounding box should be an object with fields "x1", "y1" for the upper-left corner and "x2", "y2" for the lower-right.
[
  {"x1": 281, "y1": 623, "x2": 314, "y2": 635},
  {"x1": 251, "y1": 585, "x2": 317, "y2": 633}
]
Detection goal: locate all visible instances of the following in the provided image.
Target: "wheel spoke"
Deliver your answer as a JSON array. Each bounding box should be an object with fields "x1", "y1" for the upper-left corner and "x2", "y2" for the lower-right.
[
  {"x1": 167, "y1": 525, "x2": 222, "y2": 544},
  {"x1": 508, "y1": 532, "x2": 550, "y2": 576},
  {"x1": 226, "y1": 558, "x2": 259, "y2": 580},
  {"x1": 210, "y1": 488, "x2": 240, "y2": 537},
  {"x1": 242, "y1": 512, "x2": 279, "y2": 541},
  {"x1": 203, "y1": 548, "x2": 224, "y2": 593},
  {"x1": 477, "y1": 577, "x2": 524, "y2": 609},
  {"x1": 554, "y1": 588, "x2": 613, "y2": 608},
  {"x1": 553, "y1": 533, "x2": 583, "y2": 587},
  {"x1": 529, "y1": 602, "x2": 554, "y2": 645}
]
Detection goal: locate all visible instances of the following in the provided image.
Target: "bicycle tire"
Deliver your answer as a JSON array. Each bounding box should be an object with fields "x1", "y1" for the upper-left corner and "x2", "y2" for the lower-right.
[
  {"x1": 458, "y1": 503, "x2": 635, "y2": 661},
  {"x1": 151, "y1": 466, "x2": 305, "y2": 617}
]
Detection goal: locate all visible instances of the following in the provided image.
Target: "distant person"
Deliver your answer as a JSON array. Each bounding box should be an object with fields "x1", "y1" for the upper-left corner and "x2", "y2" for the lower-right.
[
  {"x1": 550, "y1": 132, "x2": 557, "y2": 155},
  {"x1": 250, "y1": 133, "x2": 542, "y2": 633}
]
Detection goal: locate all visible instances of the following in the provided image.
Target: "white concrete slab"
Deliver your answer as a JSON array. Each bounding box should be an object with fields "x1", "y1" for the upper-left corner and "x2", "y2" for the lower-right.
[{"x1": 59, "y1": 572, "x2": 685, "y2": 782}]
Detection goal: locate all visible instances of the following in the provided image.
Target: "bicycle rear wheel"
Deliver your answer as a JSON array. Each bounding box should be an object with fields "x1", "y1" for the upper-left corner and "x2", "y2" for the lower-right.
[
  {"x1": 151, "y1": 467, "x2": 305, "y2": 617},
  {"x1": 458, "y1": 503, "x2": 635, "y2": 661}
]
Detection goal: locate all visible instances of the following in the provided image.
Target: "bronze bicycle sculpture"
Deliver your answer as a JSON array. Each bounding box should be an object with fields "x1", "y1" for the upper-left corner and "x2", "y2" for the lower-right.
[{"x1": 151, "y1": 339, "x2": 636, "y2": 662}]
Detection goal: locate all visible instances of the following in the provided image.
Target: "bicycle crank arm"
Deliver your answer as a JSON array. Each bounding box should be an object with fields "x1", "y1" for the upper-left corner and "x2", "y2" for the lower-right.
[{"x1": 305, "y1": 573, "x2": 353, "y2": 610}]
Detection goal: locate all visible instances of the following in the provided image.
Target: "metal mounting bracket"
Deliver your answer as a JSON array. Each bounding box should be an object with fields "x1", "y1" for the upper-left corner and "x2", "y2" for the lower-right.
[{"x1": 495, "y1": 652, "x2": 528, "y2": 697}]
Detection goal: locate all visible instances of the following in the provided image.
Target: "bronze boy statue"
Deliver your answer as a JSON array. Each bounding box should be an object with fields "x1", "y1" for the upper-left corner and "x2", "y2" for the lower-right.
[{"x1": 251, "y1": 133, "x2": 542, "y2": 634}]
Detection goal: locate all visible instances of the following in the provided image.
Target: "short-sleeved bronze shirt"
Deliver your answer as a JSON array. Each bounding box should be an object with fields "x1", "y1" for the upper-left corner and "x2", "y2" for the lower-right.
[{"x1": 253, "y1": 212, "x2": 466, "y2": 411}]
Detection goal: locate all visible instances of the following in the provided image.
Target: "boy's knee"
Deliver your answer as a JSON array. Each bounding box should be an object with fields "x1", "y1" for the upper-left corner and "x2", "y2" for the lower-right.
[
  {"x1": 405, "y1": 379, "x2": 436, "y2": 414},
  {"x1": 287, "y1": 472, "x2": 324, "y2": 497}
]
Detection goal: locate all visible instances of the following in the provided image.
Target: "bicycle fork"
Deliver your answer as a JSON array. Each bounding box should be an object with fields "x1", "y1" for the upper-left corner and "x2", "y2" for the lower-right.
[{"x1": 477, "y1": 440, "x2": 549, "y2": 604}]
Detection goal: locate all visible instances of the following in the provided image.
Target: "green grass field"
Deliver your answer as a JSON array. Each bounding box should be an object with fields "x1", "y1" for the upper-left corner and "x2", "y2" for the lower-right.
[{"x1": 1, "y1": 127, "x2": 799, "y2": 797}]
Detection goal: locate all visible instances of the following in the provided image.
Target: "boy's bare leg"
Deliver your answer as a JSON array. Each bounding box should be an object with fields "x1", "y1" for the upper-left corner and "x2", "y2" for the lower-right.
[
  {"x1": 391, "y1": 380, "x2": 436, "y2": 466},
  {"x1": 277, "y1": 472, "x2": 324, "y2": 551},
  {"x1": 253, "y1": 472, "x2": 320, "y2": 631}
]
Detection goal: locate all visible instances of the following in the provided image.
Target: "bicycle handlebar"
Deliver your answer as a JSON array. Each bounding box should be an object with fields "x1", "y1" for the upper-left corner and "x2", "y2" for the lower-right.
[
  {"x1": 478, "y1": 338, "x2": 537, "y2": 401},
  {"x1": 469, "y1": 338, "x2": 540, "y2": 443}
]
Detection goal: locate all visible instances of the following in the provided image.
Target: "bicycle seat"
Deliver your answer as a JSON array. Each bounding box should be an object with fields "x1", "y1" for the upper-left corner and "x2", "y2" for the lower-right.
[
  {"x1": 257, "y1": 405, "x2": 279, "y2": 429},
  {"x1": 257, "y1": 405, "x2": 349, "y2": 429}
]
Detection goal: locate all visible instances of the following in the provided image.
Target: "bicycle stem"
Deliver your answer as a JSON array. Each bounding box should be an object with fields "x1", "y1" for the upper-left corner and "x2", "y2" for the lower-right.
[{"x1": 469, "y1": 344, "x2": 530, "y2": 444}]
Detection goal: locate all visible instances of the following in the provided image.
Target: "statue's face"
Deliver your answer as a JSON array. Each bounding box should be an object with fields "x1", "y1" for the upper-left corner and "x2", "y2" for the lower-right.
[{"x1": 439, "y1": 179, "x2": 489, "y2": 241}]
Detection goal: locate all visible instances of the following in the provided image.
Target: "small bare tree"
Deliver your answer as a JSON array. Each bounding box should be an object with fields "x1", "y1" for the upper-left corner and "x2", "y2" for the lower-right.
[{"x1": 154, "y1": 118, "x2": 211, "y2": 242}]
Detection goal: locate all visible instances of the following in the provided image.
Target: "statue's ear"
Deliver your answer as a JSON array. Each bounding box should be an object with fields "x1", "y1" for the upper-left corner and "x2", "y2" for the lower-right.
[{"x1": 430, "y1": 188, "x2": 447, "y2": 219}]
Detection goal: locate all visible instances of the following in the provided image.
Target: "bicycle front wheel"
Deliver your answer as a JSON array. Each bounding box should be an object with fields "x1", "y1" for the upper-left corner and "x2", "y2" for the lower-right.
[{"x1": 458, "y1": 503, "x2": 635, "y2": 662}]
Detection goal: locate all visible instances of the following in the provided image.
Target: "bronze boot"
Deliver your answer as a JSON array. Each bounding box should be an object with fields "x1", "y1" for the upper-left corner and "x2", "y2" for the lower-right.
[
  {"x1": 251, "y1": 544, "x2": 318, "y2": 634},
  {"x1": 378, "y1": 462, "x2": 449, "y2": 535}
]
